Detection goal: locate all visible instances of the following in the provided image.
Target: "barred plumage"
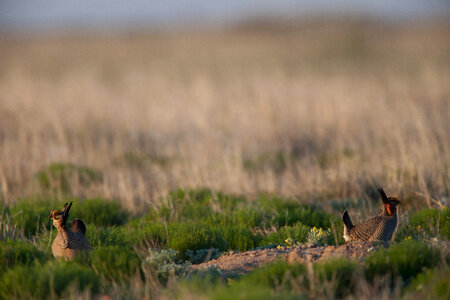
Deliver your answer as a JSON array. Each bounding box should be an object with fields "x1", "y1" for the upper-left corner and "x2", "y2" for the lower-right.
[
  {"x1": 49, "y1": 202, "x2": 91, "y2": 261},
  {"x1": 343, "y1": 188, "x2": 400, "y2": 242}
]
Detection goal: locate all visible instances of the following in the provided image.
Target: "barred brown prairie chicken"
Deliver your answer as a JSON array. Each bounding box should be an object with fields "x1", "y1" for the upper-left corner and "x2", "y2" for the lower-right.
[
  {"x1": 343, "y1": 188, "x2": 400, "y2": 242},
  {"x1": 49, "y1": 202, "x2": 91, "y2": 261}
]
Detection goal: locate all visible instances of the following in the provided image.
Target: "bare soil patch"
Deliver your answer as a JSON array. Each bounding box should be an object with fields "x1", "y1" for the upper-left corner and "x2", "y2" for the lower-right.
[{"x1": 192, "y1": 242, "x2": 389, "y2": 277}]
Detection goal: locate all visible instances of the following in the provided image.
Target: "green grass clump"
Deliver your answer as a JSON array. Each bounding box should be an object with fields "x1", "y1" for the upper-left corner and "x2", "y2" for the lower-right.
[
  {"x1": 407, "y1": 268, "x2": 450, "y2": 300},
  {"x1": 396, "y1": 207, "x2": 449, "y2": 241},
  {"x1": 213, "y1": 285, "x2": 292, "y2": 300},
  {"x1": 35, "y1": 162, "x2": 102, "y2": 194},
  {"x1": 365, "y1": 240, "x2": 441, "y2": 284},
  {"x1": 125, "y1": 222, "x2": 168, "y2": 247},
  {"x1": 168, "y1": 223, "x2": 227, "y2": 258},
  {"x1": 5, "y1": 197, "x2": 128, "y2": 236},
  {"x1": 314, "y1": 258, "x2": 359, "y2": 297},
  {"x1": 0, "y1": 261, "x2": 100, "y2": 299},
  {"x1": 156, "y1": 189, "x2": 337, "y2": 240},
  {"x1": 256, "y1": 195, "x2": 336, "y2": 228},
  {"x1": 90, "y1": 245, "x2": 141, "y2": 281},
  {"x1": 0, "y1": 240, "x2": 48, "y2": 275},
  {"x1": 70, "y1": 198, "x2": 129, "y2": 227},
  {"x1": 85, "y1": 225, "x2": 131, "y2": 248},
  {"x1": 221, "y1": 226, "x2": 261, "y2": 251},
  {"x1": 241, "y1": 260, "x2": 307, "y2": 289},
  {"x1": 6, "y1": 197, "x2": 58, "y2": 235},
  {"x1": 159, "y1": 188, "x2": 246, "y2": 223},
  {"x1": 409, "y1": 208, "x2": 449, "y2": 240},
  {"x1": 239, "y1": 258, "x2": 358, "y2": 297}
]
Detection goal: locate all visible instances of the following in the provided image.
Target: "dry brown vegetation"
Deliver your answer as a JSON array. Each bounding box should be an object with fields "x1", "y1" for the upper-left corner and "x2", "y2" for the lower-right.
[{"x1": 0, "y1": 20, "x2": 449, "y2": 211}]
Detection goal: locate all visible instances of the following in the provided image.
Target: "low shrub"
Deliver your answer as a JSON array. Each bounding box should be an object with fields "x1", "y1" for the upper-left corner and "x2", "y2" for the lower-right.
[{"x1": 143, "y1": 248, "x2": 190, "y2": 284}]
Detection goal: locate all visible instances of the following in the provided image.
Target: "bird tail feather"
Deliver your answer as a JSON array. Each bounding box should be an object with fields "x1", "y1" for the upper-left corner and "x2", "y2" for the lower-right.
[{"x1": 342, "y1": 210, "x2": 354, "y2": 230}]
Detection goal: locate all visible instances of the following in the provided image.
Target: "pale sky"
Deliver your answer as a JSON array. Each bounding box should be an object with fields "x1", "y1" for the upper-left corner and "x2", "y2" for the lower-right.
[{"x1": 1, "y1": 0, "x2": 449, "y2": 32}]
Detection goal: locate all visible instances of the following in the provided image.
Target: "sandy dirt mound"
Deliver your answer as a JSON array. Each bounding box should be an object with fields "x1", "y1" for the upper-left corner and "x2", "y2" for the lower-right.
[{"x1": 192, "y1": 242, "x2": 389, "y2": 277}]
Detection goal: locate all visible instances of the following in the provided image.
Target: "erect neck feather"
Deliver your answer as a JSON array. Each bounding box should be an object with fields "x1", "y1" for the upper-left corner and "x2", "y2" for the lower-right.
[{"x1": 384, "y1": 204, "x2": 396, "y2": 216}]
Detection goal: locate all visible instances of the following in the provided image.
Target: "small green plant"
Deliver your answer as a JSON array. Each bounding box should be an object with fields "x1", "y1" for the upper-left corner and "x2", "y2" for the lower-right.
[{"x1": 307, "y1": 226, "x2": 332, "y2": 245}]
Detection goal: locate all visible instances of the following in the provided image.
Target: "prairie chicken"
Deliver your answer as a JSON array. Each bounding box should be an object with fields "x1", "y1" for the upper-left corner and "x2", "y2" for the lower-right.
[
  {"x1": 49, "y1": 202, "x2": 91, "y2": 261},
  {"x1": 343, "y1": 188, "x2": 400, "y2": 242}
]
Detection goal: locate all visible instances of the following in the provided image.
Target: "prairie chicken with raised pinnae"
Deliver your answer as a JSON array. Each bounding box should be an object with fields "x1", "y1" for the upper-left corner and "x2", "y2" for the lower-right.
[
  {"x1": 343, "y1": 188, "x2": 400, "y2": 242},
  {"x1": 49, "y1": 202, "x2": 91, "y2": 261}
]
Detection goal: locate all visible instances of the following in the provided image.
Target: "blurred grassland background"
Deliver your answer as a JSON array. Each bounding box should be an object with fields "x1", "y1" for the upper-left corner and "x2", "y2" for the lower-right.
[{"x1": 0, "y1": 19, "x2": 449, "y2": 212}]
